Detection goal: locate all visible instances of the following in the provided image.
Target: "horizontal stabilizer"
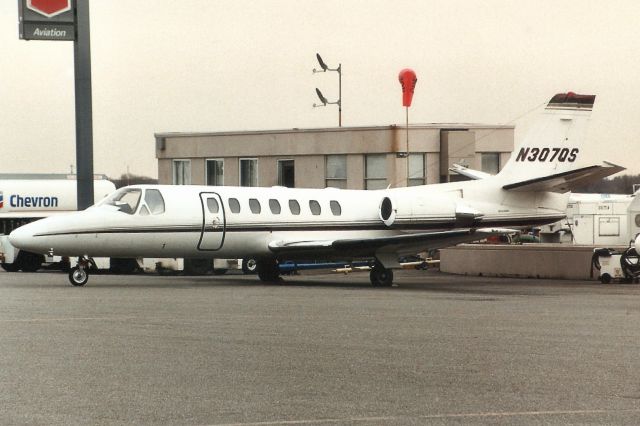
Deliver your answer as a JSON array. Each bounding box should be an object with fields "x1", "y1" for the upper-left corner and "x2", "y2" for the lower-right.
[
  {"x1": 503, "y1": 162, "x2": 625, "y2": 193},
  {"x1": 449, "y1": 164, "x2": 491, "y2": 180}
]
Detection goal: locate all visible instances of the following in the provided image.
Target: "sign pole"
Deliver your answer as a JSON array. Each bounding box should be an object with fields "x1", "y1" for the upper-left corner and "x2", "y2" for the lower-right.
[{"x1": 73, "y1": 0, "x2": 94, "y2": 210}]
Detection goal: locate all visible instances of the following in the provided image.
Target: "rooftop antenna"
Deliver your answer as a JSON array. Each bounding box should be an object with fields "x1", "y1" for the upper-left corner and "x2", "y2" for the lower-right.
[{"x1": 312, "y1": 53, "x2": 342, "y2": 127}]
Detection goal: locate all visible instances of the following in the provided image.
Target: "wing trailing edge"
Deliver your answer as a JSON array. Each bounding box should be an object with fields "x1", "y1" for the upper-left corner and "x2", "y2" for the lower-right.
[{"x1": 268, "y1": 228, "x2": 514, "y2": 260}]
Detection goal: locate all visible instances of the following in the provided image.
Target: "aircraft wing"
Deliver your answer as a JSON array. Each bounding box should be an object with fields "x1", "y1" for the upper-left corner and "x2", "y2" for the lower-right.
[
  {"x1": 268, "y1": 228, "x2": 513, "y2": 260},
  {"x1": 503, "y1": 162, "x2": 625, "y2": 193}
]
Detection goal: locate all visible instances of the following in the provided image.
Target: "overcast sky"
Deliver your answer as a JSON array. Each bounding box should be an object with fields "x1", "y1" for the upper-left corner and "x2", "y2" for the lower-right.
[{"x1": 1, "y1": 0, "x2": 639, "y2": 178}]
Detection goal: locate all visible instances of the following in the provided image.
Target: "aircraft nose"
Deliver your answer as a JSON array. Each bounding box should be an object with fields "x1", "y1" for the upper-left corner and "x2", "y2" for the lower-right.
[{"x1": 9, "y1": 222, "x2": 44, "y2": 253}]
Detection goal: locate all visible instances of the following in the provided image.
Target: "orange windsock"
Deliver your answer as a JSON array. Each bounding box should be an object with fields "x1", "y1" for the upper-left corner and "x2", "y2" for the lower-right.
[{"x1": 398, "y1": 69, "x2": 417, "y2": 107}]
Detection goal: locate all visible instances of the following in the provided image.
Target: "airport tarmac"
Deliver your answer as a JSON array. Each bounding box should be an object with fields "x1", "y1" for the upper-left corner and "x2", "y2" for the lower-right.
[{"x1": 1, "y1": 269, "x2": 640, "y2": 425}]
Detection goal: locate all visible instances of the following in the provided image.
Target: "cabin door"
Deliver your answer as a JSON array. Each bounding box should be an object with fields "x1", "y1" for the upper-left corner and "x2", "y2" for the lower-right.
[{"x1": 198, "y1": 192, "x2": 226, "y2": 251}]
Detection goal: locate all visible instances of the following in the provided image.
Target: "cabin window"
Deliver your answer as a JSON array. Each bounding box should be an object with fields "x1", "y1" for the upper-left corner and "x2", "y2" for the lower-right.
[
  {"x1": 330, "y1": 200, "x2": 342, "y2": 216},
  {"x1": 289, "y1": 200, "x2": 301, "y2": 215},
  {"x1": 207, "y1": 198, "x2": 219, "y2": 214},
  {"x1": 269, "y1": 199, "x2": 281, "y2": 214},
  {"x1": 309, "y1": 200, "x2": 321, "y2": 215},
  {"x1": 228, "y1": 198, "x2": 241, "y2": 213},
  {"x1": 249, "y1": 198, "x2": 261, "y2": 214},
  {"x1": 145, "y1": 189, "x2": 165, "y2": 214}
]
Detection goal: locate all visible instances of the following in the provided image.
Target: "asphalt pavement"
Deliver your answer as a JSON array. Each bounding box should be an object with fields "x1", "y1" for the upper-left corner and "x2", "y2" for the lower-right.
[{"x1": 1, "y1": 269, "x2": 640, "y2": 425}]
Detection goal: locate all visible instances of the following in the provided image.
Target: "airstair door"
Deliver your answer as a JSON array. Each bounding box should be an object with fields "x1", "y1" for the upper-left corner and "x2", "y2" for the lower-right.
[{"x1": 198, "y1": 192, "x2": 225, "y2": 251}]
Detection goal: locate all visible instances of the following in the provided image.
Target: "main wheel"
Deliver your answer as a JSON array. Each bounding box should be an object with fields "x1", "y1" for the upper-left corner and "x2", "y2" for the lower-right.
[
  {"x1": 69, "y1": 267, "x2": 89, "y2": 286},
  {"x1": 242, "y1": 258, "x2": 258, "y2": 274},
  {"x1": 257, "y1": 259, "x2": 280, "y2": 282},
  {"x1": 370, "y1": 264, "x2": 394, "y2": 287},
  {"x1": 183, "y1": 258, "x2": 212, "y2": 275},
  {"x1": 109, "y1": 258, "x2": 139, "y2": 274}
]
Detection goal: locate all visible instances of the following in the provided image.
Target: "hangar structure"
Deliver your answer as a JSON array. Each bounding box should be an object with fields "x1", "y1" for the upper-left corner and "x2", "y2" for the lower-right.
[{"x1": 155, "y1": 124, "x2": 514, "y2": 189}]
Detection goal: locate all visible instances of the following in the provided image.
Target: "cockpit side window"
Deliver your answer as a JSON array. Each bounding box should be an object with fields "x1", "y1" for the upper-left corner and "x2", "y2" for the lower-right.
[
  {"x1": 139, "y1": 205, "x2": 150, "y2": 216},
  {"x1": 144, "y1": 189, "x2": 165, "y2": 214}
]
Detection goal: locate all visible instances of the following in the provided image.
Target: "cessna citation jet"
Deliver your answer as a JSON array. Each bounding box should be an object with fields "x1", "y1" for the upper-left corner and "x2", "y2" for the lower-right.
[{"x1": 10, "y1": 93, "x2": 623, "y2": 286}]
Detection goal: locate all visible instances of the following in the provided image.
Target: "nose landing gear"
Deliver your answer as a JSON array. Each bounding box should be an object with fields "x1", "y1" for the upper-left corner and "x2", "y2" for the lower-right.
[{"x1": 68, "y1": 257, "x2": 92, "y2": 286}]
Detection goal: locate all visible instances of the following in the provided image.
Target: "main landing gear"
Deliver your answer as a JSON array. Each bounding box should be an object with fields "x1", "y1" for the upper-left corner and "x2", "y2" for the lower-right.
[
  {"x1": 68, "y1": 257, "x2": 93, "y2": 286},
  {"x1": 369, "y1": 262, "x2": 394, "y2": 287},
  {"x1": 256, "y1": 258, "x2": 281, "y2": 282}
]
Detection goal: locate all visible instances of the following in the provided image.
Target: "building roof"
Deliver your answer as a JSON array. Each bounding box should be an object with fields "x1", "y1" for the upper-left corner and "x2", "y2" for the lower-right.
[{"x1": 155, "y1": 123, "x2": 514, "y2": 139}]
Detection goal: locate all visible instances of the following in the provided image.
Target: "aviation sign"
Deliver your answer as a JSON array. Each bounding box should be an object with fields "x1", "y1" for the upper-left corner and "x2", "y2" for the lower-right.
[{"x1": 18, "y1": 0, "x2": 76, "y2": 41}]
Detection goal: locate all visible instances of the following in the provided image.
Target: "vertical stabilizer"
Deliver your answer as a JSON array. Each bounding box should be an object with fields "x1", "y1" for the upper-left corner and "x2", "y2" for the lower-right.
[{"x1": 498, "y1": 93, "x2": 597, "y2": 185}]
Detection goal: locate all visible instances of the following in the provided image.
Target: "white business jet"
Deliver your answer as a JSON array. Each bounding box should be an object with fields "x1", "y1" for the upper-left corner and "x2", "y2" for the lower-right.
[{"x1": 10, "y1": 93, "x2": 623, "y2": 286}]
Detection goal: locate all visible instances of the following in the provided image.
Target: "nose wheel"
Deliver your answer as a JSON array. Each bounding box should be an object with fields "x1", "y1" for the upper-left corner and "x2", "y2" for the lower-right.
[{"x1": 68, "y1": 257, "x2": 91, "y2": 286}]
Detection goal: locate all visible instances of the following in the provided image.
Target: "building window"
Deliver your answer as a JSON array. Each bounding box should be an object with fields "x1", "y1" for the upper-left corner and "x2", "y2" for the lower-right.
[
  {"x1": 240, "y1": 158, "x2": 258, "y2": 187},
  {"x1": 365, "y1": 154, "x2": 387, "y2": 190},
  {"x1": 326, "y1": 155, "x2": 347, "y2": 189},
  {"x1": 408, "y1": 153, "x2": 425, "y2": 186},
  {"x1": 277, "y1": 159, "x2": 295, "y2": 188},
  {"x1": 289, "y1": 200, "x2": 301, "y2": 215},
  {"x1": 481, "y1": 153, "x2": 500, "y2": 175},
  {"x1": 172, "y1": 160, "x2": 191, "y2": 185},
  {"x1": 206, "y1": 159, "x2": 224, "y2": 186}
]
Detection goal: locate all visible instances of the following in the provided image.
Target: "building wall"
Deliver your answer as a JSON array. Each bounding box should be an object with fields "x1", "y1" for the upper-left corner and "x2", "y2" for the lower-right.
[{"x1": 156, "y1": 125, "x2": 514, "y2": 188}]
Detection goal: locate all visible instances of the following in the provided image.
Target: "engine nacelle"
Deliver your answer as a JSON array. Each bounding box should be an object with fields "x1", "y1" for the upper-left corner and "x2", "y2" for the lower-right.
[
  {"x1": 635, "y1": 233, "x2": 640, "y2": 254},
  {"x1": 378, "y1": 194, "x2": 462, "y2": 227}
]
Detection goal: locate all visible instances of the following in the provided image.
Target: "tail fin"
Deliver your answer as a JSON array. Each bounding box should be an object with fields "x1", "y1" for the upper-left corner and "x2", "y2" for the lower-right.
[{"x1": 498, "y1": 92, "x2": 624, "y2": 192}]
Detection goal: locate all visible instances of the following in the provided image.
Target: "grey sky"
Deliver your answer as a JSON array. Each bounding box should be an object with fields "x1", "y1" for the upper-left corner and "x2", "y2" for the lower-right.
[{"x1": 1, "y1": 0, "x2": 639, "y2": 178}]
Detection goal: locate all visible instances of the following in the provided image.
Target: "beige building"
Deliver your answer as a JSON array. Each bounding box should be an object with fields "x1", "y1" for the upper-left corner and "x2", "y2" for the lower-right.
[{"x1": 155, "y1": 124, "x2": 514, "y2": 189}]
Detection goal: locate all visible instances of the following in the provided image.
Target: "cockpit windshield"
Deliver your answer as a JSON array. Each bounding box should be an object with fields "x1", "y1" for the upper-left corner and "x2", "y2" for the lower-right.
[
  {"x1": 99, "y1": 188, "x2": 166, "y2": 216},
  {"x1": 99, "y1": 188, "x2": 142, "y2": 214}
]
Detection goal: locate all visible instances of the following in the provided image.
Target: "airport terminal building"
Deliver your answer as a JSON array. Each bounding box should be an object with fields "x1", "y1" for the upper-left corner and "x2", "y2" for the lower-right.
[{"x1": 155, "y1": 124, "x2": 514, "y2": 189}]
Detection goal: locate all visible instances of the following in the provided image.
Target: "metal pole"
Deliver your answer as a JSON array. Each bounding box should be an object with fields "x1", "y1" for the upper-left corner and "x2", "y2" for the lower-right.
[
  {"x1": 74, "y1": 0, "x2": 94, "y2": 210},
  {"x1": 406, "y1": 107, "x2": 409, "y2": 185},
  {"x1": 338, "y1": 63, "x2": 342, "y2": 127}
]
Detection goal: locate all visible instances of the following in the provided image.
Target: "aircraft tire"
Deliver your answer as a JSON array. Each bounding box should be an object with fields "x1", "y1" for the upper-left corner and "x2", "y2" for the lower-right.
[
  {"x1": 109, "y1": 258, "x2": 140, "y2": 275},
  {"x1": 69, "y1": 267, "x2": 89, "y2": 287},
  {"x1": 183, "y1": 258, "x2": 212, "y2": 276},
  {"x1": 257, "y1": 259, "x2": 280, "y2": 282},
  {"x1": 370, "y1": 264, "x2": 394, "y2": 287},
  {"x1": 242, "y1": 258, "x2": 258, "y2": 274}
]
